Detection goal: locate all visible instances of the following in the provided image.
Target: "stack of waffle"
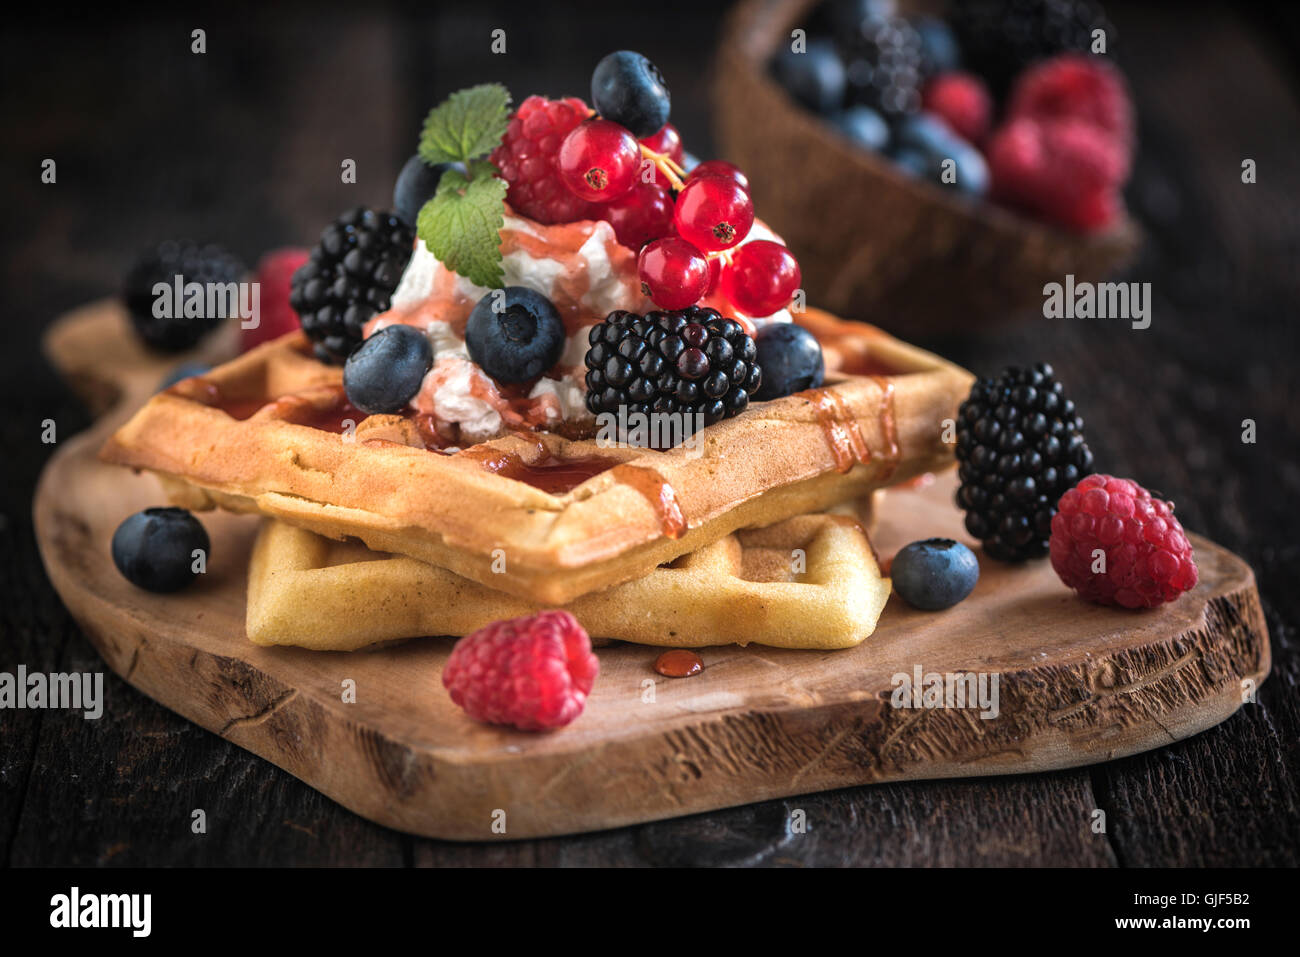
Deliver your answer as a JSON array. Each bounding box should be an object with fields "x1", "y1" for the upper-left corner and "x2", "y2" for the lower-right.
[{"x1": 101, "y1": 309, "x2": 973, "y2": 651}]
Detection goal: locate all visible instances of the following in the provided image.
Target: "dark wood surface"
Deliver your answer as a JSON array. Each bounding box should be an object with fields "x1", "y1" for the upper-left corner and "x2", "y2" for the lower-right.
[{"x1": 2, "y1": 0, "x2": 1298, "y2": 866}]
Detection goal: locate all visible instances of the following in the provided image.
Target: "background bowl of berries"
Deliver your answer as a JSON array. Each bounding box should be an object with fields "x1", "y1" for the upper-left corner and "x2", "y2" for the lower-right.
[{"x1": 714, "y1": 0, "x2": 1142, "y2": 333}]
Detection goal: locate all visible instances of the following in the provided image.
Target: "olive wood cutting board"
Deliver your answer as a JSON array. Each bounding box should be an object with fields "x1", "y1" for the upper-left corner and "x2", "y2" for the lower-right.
[{"x1": 33, "y1": 301, "x2": 1270, "y2": 840}]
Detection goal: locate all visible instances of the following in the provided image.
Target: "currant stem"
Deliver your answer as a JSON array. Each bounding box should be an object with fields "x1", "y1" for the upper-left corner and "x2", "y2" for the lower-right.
[{"x1": 640, "y1": 145, "x2": 687, "y2": 192}]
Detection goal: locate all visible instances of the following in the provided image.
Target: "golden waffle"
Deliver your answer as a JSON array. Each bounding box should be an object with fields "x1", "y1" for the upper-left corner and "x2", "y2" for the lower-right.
[
  {"x1": 101, "y1": 309, "x2": 972, "y2": 604},
  {"x1": 246, "y1": 497, "x2": 888, "y2": 652}
]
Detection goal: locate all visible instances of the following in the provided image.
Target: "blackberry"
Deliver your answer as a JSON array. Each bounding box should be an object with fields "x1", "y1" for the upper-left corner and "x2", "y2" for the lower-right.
[
  {"x1": 583, "y1": 306, "x2": 761, "y2": 440},
  {"x1": 838, "y1": 14, "x2": 924, "y2": 118},
  {"x1": 952, "y1": 0, "x2": 1115, "y2": 97},
  {"x1": 954, "y1": 363, "x2": 1094, "y2": 562},
  {"x1": 123, "y1": 240, "x2": 246, "y2": 352},
  {"x1": 289, "y1": 206, "x2": 415, "y2": 363}
]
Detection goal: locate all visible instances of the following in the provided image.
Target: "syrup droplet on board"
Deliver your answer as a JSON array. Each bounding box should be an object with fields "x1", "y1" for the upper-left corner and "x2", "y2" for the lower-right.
[{"x1": 654, "y1": 649, "x2": 703, "y2": 678}]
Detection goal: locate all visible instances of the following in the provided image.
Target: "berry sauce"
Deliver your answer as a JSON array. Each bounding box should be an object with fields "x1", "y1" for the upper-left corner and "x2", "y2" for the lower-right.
[
  {"x1": 272, "y1": 388, "x2": 365, "y2": 434},
  {"x1": 467, "y1": 447, "x2": 618, "y2": 495},
  {"x1": 173, "y1": 378, "x2": 269, "y2": 421}
]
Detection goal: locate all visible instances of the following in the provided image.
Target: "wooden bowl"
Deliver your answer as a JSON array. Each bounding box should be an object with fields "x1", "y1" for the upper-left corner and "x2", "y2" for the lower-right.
[{"x1": 713, "y1": 0, "x2": 1142, "y2": 334}]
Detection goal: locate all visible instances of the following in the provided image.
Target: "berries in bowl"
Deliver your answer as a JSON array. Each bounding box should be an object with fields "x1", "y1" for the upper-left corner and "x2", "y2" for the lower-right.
[{"x1": 714, "y1": 0, "x2": 1141, "y2": 333}]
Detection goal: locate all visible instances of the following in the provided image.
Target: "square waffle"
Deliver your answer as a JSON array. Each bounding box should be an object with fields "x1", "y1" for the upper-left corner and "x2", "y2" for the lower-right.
[
  {"x1": 101, "y1": 308, "x2": 973, "y2": 603},
  {"x1": 246, "y1": 497, "x2": 888, "y2": 652}
]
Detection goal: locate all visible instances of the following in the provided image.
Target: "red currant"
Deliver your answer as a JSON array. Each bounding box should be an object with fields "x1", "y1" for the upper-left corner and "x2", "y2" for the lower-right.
[
  {"x1": 704, "y1": 253, "x2": 723, "y2": 295},
  {"x1": 720, "y1": 240, "x2": 801, "y2": 316},
  {"x1": 673, "y1": 176, "x2": 754, "y2": 252},
  {"x1": 596, "y1": 180, "x2": 674, "y2": 250},
  {"x1": 688, "y1": 159, "x2": 750, "y2": 192},
  {"x1": 558, "y1": 119, "x2": 640, "y2": 202},
  {"x1": 637, "y1": 238, "x2": 709, "y2": 310},
  {"x1": 640, "y1": 123, "x2": 684, "y2": 166}
]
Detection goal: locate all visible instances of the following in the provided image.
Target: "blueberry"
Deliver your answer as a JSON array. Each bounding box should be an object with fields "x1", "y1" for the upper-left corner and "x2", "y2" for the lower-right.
[
  {"x1": 891, "y1": 538, "x2": 979, "y2": 611},
  {"x1": 892, "y1": 113, "x2": 988, "y2": 194},
  {"x1": 771, "y1": 40, "x2": 846, "y2": 116},
  {"x1": 890, "y1": 146, "x2": 931, "y2": 178},
  {"x1": 393, "y1": 154, "x2": 457, "y2": 227},
  {"x1": 942, "y1": 139, "x2": 989, "y2": 195},
  {"x1": 465, "y1": 287, "x2": 565, "y2": 384},
  {"x1": 343, "y1": 324, "x2": 433, "y2": 414},
  {"x1": 111, "y1": 508, "x2": 210, "y2": 593},
  {"x1": 894, "y1": 112, "x2": 954, "y2": 154},
  {"x1": 753, "y1": 323, "x2": 825, "y2": 401},
  {"x1": 681, "y1": 151, "x2": 701, "y2": 174},
  {"x1": 157, "y1": 362, "x2": 210, "y2": 391},
  {"x1": 832, "y1": 106, "x2": 890, "y2": 152},
  {"x1": 913, "y1": 16, "x2": 961, "y2": 76},
  {"x1": 591, "y1": 51, "x2": 671, "y2": 138}
]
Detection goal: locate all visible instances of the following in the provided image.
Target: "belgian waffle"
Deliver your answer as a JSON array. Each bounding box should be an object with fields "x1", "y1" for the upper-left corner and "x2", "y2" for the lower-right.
[
  {"x1": 247, "y1": 497, "x2": 888, "y2": 652},
  {"x1": 101, "y1": 308, "x2": 973, "y2": 603}
]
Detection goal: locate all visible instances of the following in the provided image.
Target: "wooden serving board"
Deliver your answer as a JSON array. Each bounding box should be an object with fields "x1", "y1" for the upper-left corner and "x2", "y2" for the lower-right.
[{"x1": 34, "y1": 302, "x2": 1271, "y2": 840}]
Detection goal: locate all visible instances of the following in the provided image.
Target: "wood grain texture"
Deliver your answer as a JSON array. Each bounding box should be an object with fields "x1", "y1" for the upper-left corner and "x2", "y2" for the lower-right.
[
  {"x1": 3, "y1": 1, "x2": 1298, "y2": 865},
  {"x1": 32, "y1": 301, "x2": 1269, "y2": 840}
]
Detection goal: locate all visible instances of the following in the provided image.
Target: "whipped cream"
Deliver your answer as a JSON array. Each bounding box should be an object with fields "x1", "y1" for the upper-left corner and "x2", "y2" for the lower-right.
[{"x1": 368, "y1": 212, "x2": 793, "y2": 443}]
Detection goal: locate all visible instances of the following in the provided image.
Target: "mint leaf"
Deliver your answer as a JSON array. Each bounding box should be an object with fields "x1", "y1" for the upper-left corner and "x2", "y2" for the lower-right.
[
  {"x1": 419, "y1": 84, "x2": 511, "y2": 166},
  {"x1": 416, "y1": 168, "x2": 508, "y2": 289}
]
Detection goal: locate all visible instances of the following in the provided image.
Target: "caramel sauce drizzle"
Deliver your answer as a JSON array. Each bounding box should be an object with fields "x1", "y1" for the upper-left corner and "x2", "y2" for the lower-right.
[
  {"x1": 795, "y1": 387, "x2": 871, "y2": 473},
  {"x1": 611, "y1": 464, "x2": 686, "y2": 539},
  {"x1": 797, "y1": 377, "x2": 902, "y2": 477},
  {"x1": 869, "y1": 375, "x2": 901, "y2": 480}
]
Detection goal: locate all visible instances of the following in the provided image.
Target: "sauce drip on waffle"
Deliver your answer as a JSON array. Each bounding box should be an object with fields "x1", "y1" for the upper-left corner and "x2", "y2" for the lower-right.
[
  {"x1": 796, "y1": 377, "x2": 900, "y2": 476},
  {"x1": 611, "y1": 465, "x2": 686, "y2": 539}
]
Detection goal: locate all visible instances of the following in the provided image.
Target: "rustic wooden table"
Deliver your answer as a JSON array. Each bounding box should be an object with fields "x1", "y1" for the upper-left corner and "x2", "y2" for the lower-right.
[{"x1": 2, "y1": 1, "x2": 1297, "y2": 866}]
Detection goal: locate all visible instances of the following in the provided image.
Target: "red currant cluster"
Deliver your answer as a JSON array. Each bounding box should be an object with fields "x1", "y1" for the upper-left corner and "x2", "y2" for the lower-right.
[
  {"x1": 559, "y1": 122, "x2": 800, "y2": 318},
  {"x1": 490, "y1": 52, "x2": 802, "y2": 320}
]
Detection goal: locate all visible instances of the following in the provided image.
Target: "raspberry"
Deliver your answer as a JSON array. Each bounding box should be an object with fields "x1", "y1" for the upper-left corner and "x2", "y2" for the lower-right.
[
  {"x1": 1007, "y1": 54, "x2": 1134, "y2": 149},
  {"x1": 987, "y1": 116, "x2": 1126, "y2": 232},
  {"x1": 241, "y1": 247, "x2": 309, "y2": 352},
  {"x1": 1050, "y1": 475, "x2": 1198, "y2": 608},
  {"x1": 922, "y1": 72, "x2": 993, "y2": 144},
  {"x1": 490, "y1": 95, "x2": 599, "y2": 225},
  {"x1": 441, "y1": 610, "x2": 599, "y2": 731}
]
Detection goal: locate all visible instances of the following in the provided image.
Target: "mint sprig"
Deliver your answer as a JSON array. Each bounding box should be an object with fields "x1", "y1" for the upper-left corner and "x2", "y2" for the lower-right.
[
  {"x1": 417, "y1": 169, "x2": 508, "y2": 290},
  {"x1": 415, "y1": 84, "x2": 512, "y2": 289},
  {"x1": 419, "y1": 84, "x2": 511, "y2": 167}
]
